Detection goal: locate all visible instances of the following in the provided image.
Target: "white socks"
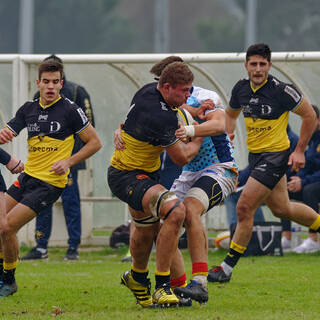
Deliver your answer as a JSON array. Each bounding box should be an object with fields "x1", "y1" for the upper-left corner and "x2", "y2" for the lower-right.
[
  {"x1": 221, "y1": 262, "x2": 233, "y2": 276},
  {"x1": 193, "y1": 275, "x2": 207, "y2": 288}
]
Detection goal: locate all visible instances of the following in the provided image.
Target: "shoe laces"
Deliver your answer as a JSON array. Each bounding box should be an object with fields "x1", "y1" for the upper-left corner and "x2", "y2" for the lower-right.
[{"x1": 160, "y1": 283, "x2": 172, "y2": 295}]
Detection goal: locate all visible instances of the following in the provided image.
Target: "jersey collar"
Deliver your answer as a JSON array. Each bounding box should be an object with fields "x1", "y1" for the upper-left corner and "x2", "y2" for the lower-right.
[
  {"x1": 250, "y1": 78, "x2": 268, "y2": 93},
  {"x1": 39, "y1": 96, "x2": 62, "y2": 109}
]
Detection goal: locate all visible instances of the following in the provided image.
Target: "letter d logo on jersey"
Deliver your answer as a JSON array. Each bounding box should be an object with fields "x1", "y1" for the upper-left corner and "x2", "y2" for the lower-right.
[{"x1": 77, "y1": 108, "x2": 88, "y2": 124}]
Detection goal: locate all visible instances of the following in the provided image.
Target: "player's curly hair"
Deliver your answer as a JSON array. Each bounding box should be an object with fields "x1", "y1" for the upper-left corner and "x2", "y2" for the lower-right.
[
  {"x1": 150, "y1": 56, "x2": 184, "y2": 77},
  {"x1": 158, "y1": 62, "x2": 193, "y2": 88},
  {"x1": 246, "y1": 43, "x2": 271, "y2": 62}
]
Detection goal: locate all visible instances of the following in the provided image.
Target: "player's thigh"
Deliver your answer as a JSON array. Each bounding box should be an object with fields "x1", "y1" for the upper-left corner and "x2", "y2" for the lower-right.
[
  {"x1": 237, "y1": 177, "x2": 271, "y2": 216},
  {"x1": 264, "y1": 176, "x2": 291, "y2": 216},
  {"x1": 108, "y1": 166, "x2": 160, "y2": 213},
  {"x1": 6, "y1": 203, "x2": 36, "y2": 233}
]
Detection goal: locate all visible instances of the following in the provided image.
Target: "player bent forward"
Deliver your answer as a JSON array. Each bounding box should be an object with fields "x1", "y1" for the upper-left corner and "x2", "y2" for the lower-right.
[{"x1": 107, "y1": 62, "x2": 202, "y2": 308}]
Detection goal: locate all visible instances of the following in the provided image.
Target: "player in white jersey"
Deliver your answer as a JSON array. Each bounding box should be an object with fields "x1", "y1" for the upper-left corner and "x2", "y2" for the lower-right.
[{"x1": 172, "y1": 86, "x2": 238, "y2": 303}]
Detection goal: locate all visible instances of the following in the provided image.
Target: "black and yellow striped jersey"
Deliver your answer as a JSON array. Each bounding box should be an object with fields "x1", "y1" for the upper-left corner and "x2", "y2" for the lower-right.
[
  {"x1": 110, "y1": 82, "x2": 179, "y2": 172},
  {"x1": 229, "y1": 75, "x2": 303, "y2": 153},
  {"x1": 6, "y1": 95, "x2": 89, "y2": 187}
]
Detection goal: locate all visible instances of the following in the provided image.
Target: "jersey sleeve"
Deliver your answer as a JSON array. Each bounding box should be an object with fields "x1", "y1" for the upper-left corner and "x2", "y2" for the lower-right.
[
  {"x1": 279, "y1": 83, "x2": 303, "y2": 111},
  {"x1": 6, "y1": 103, "x2": 28, "y2": 135},
  {"x1": 0, "y1": 148, "x2": 11, "y2": 165},
  {"x1": 68, "y1": 104, "x2": 90, "y2": 134},
  {"x1": 229, "y1": 81, "x2": 242, "y2": 110}
]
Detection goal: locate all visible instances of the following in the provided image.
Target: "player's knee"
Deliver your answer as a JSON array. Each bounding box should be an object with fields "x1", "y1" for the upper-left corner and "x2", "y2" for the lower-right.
[
  {"x1": 162, "y1": 201, "x2": 185, "y2": 225},
  {"x1": 272, "y1": 207, "x2": 286, "y2": 218},
  {"x1": 183, "y1": 206, "x2": 199, "y2": 229},
  {"x1": 236, "y1": 201, "x2": 254, "y2": 222},
  {"x1": 0, "y1": 226, "x2": 16, "y2": 240},
  {"x1": 149, "y1": 190, "x2": 181, "y2": 218}
]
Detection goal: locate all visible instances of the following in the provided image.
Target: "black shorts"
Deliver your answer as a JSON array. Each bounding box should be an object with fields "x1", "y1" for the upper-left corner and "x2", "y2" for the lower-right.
[
  {"x1": 107, "y1": 166, "x2": 160, "y2": 211},
  {"x1": 249, "y1": 149, "x2": 290, "y2": 190},
  {"x1": 0, "y1": 172, "x2": 6, "y2": 192},
  {"x1": 6, "y1": 172, "x2": 63, "y2": 214}
]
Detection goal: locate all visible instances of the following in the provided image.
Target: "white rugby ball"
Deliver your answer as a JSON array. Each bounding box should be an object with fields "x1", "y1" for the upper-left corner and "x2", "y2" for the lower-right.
[
  {"x1": 214, "y1": 231, "x2": 230, "y2": 250},
  {"x1": 176, "y1": 107, "x2": 194, "y2": 126},
  {"x1": 176, "y1": 108, "x2": 194, "y2": 142}
]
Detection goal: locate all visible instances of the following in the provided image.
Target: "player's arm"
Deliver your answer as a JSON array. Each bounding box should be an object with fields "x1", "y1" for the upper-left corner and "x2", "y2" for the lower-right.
[
  {"x1": 165, "y1": 137, "x2": 202, "y2": 167},
  {"x1": 114, "y1": 123, "x2": 125, "y2": 150},
  {"x1": 292, "y1": 98, "x2": 316, "y2": 153},
  {"x1": 50, "y1": 124, "x2": 102, "y2": 175},
  {"x1": 182, "y1": 99, "x2": 214, "y2": 119},
  {"x1": 289, "y1": 98, "x2": 316, "y2": 171},
  {"x1": 0, "y1": 128, "x2": 16, "y2": 144},
  {"x1": 0, "y1": 104, "x2": 28, "y2": 144},
  {"x1": 6, "y1": 156, "x2": 24, "y2": 174},
  {"x1": 225, "y1": 107, "x2": 241, "y2": 141},
  {"x1": 194, "y1": 109, "x2": 225, "y2": 137},
  {"x1": 175, "y1": 109, "x2": 225, "y2": 141}
]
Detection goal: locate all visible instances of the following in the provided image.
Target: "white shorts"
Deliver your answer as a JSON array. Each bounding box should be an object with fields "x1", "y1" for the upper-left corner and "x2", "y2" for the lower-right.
[{"x1": 170, "y1": 162, "x2": 237, "y2": 213}]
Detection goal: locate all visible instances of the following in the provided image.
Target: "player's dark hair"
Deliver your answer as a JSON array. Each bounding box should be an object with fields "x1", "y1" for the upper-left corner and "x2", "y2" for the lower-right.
[
  {"x1": 311, "y1": 104, "x2": 320, "y2": 119},
  {"x1": 44, "y1": 54, "x2": 63, "y2": 64},
  {"x1": 246, "y1": 43, "x2": 271, "y2": 62},
  {"x1": 38, "y1": 60, "x2": 64, "y2": 80},
  {"x1": 150, "y1": 56, "x2": 184, "y2": 77},
  {"x1": 158, "y1": 62, "x2": 193, "y2": 88}
]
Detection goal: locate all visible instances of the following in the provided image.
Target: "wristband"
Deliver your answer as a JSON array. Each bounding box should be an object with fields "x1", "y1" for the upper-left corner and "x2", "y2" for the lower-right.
[
  {"x1": 10, "y1": 160, "x2": 21, "y2": 172},
  {"x1": 184, "y1": 125, "x2": 195, "y2": 137}
]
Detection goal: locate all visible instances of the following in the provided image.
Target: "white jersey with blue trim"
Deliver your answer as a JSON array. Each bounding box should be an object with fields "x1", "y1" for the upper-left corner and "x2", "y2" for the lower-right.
[{"x1": 183, "y1": 86, "x2": 236, "y2": 172}]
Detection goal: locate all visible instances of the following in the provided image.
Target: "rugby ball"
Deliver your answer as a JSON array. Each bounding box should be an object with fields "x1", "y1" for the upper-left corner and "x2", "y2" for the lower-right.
[
  {"x1": 176, "y1": 108, "x2": 194, "y2": 126},
  {"x1": 214, "y1": 231, "x2": 230, "y2": 250},
  {"x1": 176, "y1": 108, "x2": 194, "y2": 142}
]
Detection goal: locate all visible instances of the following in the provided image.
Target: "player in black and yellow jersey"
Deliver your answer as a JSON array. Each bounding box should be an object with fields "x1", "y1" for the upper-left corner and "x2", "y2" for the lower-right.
[
  {"x1": 208, "y1": 43, "x2": 320, "y2": 283},
  {"x1": 108, "y1": 62, "x2": 203, "y2": 307},
  {"x1": 0, "y1": 60, "x2": 101, "y2": 297}
]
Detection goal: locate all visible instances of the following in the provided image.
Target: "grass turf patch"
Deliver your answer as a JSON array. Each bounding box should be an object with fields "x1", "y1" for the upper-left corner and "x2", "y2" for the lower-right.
[{"x1": 0, "y1": 247, "x2": 319, "y2": 319}]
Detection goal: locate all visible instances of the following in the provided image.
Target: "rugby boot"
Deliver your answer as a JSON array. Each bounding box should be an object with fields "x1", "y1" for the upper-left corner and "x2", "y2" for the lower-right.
[
  {"x1": 174, "y1": 280, "x2": 208, "y2": 304},
  {"x1": 207, "y1": 265, "x2": 231, "y2": 283},
  {"x1": 0, "y1": 281, "x2": 18, "y2": 297},
  {"x1": 21, "y1": 247, "x2": 48, "y2": 260},
  {"x1": 178, "y1": 296, "x2": 193, "y2": 307},
  {"x1": 121, "y1": 270, "x2": 152, "y2": 308},
  {"x1": 152, "y1": 283, "x2": 179, "y2": 307}
]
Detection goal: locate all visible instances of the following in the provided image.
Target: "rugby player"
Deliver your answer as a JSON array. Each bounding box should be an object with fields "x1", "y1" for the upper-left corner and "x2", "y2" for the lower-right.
[
  {"x1": 208, "y1": 43, "x2": 320, "y2": 283},
  {"x1": 113, "y1": 56, "x2": 238, "y2": 305},
  {"x1": 172, "y1": 85, "x2": 238, "y2": 303},
  {"x1": 108, "y1": 62, "x2": 203, "y2": 308},
  {"x1": 0, "y1": 60, "x2": 101, "y2": 297}
]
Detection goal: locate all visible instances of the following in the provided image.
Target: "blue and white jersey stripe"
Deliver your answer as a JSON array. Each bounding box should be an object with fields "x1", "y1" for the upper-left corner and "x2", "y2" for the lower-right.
[{"x1": 183, "y1": 86, "x2": 236, "y2": 172}]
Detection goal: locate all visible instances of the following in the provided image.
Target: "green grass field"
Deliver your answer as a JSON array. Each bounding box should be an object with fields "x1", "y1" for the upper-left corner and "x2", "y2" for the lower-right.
[{"x1": 1, "y1": 246, "x2": 319, "y2": 320}]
